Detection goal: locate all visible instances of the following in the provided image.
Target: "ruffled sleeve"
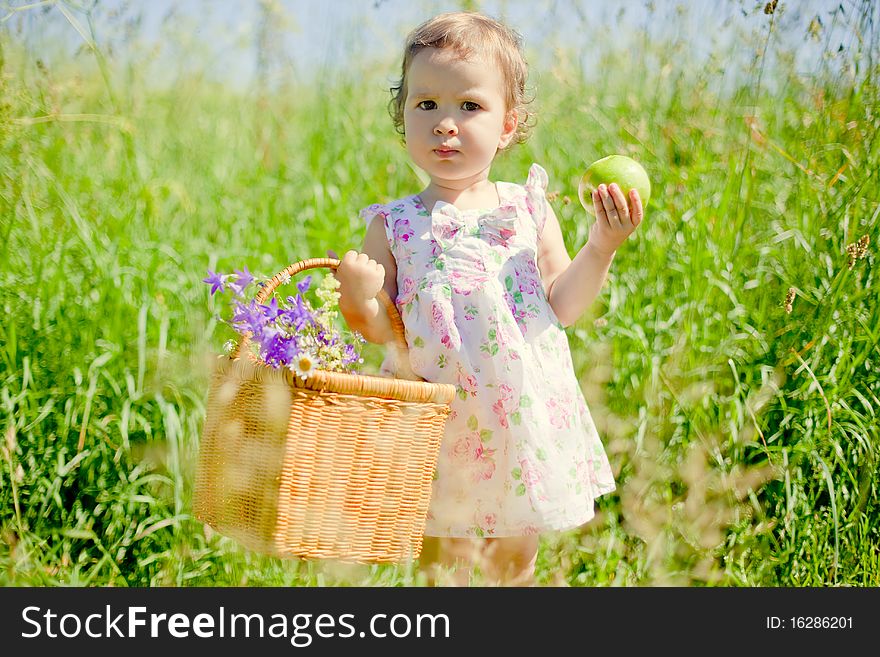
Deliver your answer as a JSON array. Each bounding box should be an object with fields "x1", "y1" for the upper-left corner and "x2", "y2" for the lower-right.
[
  {"x1": 524, "y1": 163, "x2": 550, "y2": 236},
  {"x1": 359, "y1": 203, "x2": 394, "y2": 249}
]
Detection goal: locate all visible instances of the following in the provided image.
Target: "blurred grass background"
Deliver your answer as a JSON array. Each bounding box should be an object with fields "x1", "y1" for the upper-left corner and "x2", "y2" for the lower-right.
[{"x1": 0, "y1": 0, "x2": 877, "y2": 586}]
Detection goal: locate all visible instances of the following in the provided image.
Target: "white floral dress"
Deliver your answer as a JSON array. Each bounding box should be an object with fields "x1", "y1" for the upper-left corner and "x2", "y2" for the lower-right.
[{"x1": 360, "y1": 164, "x2": 616, "y2": 537}]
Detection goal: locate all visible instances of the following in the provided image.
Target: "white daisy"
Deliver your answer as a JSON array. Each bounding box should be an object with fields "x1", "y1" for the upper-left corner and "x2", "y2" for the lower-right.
[{"x1": 292, "y1": 351, "x2": 317, "y2": 380}]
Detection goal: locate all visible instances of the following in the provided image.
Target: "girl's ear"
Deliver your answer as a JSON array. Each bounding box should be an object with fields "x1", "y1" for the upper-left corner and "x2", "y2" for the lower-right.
[{"x1": 498, "y1": 109, "x2": 519, "y2": 149}]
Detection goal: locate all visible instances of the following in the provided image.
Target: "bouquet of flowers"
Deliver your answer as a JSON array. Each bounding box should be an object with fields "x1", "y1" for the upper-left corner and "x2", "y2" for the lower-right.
[{"x1": 203, "y1": 266, "x2": 364, "y2": 378}]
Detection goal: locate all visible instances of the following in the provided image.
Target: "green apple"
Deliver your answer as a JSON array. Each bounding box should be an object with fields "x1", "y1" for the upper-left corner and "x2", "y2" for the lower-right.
[{"x1": 578, "y1": 155, "x2": 651, "y2": 215}]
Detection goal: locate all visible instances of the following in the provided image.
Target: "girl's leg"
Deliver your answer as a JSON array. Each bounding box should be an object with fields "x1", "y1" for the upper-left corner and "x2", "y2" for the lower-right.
[
  {"x1": 420, "y1": 535, "x2": 539, "y2": 586},
  {"x1": 419, "y1": 536, "x2": 482, "y2": 586},
  {"x1": 480, "y1": 535, "x2": 539, "y2": 585}
]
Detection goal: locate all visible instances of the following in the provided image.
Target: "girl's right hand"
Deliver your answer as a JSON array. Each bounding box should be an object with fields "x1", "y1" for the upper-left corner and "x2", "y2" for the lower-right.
[
  {"x1": 335, "y1": 250, "x2": 386, "y2": 309},
  {"x1": 588, "y1": 183, "x2": 644, "y2": 257}
]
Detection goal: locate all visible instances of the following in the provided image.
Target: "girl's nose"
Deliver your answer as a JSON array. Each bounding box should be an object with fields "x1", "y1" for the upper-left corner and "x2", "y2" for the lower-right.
[{"x1": 433, "y1": 119, "x2": 458, "y2": 136}]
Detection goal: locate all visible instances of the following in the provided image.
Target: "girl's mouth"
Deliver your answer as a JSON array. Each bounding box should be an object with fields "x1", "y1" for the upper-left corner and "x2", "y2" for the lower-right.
[{"x1": 434, "y1": 148, "x2": 459, "y2": 158}]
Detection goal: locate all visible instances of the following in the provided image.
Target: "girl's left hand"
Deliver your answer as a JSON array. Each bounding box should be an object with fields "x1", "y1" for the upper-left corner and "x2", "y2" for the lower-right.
[{"x1": 588, "y1": 183, "x2": 644, "y2": 257}]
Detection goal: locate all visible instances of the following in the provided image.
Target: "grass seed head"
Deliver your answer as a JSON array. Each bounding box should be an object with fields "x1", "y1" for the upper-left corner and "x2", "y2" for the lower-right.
[{"x1": 845, "y1": 234, "x2": 870, "y2": 269}]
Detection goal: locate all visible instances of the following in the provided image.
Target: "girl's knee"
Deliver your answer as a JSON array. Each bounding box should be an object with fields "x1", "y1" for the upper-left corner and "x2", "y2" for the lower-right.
[
  {"x1": 481, "y1": 536, "x2": 539, "y2": 585},
  {"x1": 420, "y1": 537, "x2": 482, "y2": 586},
  {"x1": 420, "y1": 535, "x2": 539, "y2": 586},
  {"x1": 488, "y1": 536, "x2": 538, "y2": 563}
]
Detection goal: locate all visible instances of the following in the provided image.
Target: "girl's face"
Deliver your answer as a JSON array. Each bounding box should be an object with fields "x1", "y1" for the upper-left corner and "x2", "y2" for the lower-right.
[{"x1": 403, "y1": 48, "x2": 517, "y2": 193}]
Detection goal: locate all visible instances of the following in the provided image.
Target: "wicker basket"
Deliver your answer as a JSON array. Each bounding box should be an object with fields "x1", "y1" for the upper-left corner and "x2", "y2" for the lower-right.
[{"x1": 193, "y1": 258, "x2": 454, "y2": 563}]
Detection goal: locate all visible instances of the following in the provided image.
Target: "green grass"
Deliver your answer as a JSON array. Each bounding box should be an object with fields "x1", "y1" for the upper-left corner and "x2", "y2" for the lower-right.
[{"x1": 0, "y1": 1, "x2": 878, "y2": 586}]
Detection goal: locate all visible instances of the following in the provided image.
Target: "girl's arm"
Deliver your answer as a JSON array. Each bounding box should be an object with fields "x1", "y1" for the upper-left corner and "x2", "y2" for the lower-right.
[
  {"x1": 336, "y1": 215, "x2": 399, "y2": 345},
  {"x1": 538, "y1": 183, "x2": 642, "y2": 327},
  {"x1": 537, "y1": 205, "x2": 611, "y2": 328}
]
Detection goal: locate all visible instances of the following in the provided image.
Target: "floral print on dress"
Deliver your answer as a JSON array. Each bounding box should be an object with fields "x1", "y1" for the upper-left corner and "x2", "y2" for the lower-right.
[
  {"x1": 491, "y1": 383, "x2": 519, "y2": 429},
  {"x1": 449, "y1": 265, "x2": 489, "y2": 296},
  {"x1": 545, "y1": 395, "x2": 574, "y2": 430},
  {"x1": 430, "y1": 299, "x2": 461, "y2": 350},
  {"x1": 456, "y1": 363, "x2": 479, "y2": 400},
  {"x1": 359, "y1": 163, "x2": 616, "y2": 537}
]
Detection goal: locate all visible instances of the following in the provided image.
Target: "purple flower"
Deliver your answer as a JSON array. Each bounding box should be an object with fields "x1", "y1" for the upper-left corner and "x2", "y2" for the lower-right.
[
  {"x1": 231, "y1": 300, "x2": 265, "y2": 334},
  {"x1": 228, "y1": 266, "x2": 254, "y2": 296},
  {"x1": 211, "y1": 262, "x2": 363, "y2": 375},
  {"x1": 343, "y1": 343, "x2": 359, "y2": 364},
  {"x1": 282, "y1": 297, "x2": 311, "y2": 331},
  {"x1": 261, "y1": 297, "x2": 283, "y2": 322},
  {"x1": 259, "y1": 331, "x2": 292, "y2": 368},
  {"x1": 203, "y1": 270, "x2": 226, "y2": 296},
  {"x1": 296, "y1": 275, "x2": 312, "y2": 295}
]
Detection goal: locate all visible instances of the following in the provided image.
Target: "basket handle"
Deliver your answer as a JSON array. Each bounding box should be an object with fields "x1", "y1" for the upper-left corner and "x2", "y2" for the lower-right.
[{"x1": 229, "y1": 257, "x2": 409, "y2": 362}]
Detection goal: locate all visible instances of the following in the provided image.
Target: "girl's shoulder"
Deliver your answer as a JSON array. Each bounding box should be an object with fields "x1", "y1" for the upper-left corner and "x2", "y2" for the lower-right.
[
  {"x1": 498, "y1": 163, "x2": 550, "y2": 235},
  {"x1": 358, "y1": 195, "x2": 428, "y2": 253},
  {"x1": 358, "y1": 194, "x2": 425, "y2": 225}
]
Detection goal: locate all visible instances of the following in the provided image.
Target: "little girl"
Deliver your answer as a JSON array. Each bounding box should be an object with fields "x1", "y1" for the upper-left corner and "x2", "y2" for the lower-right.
[{"x1": 335, "y1": 11, "x2": 644, "y2": 585}]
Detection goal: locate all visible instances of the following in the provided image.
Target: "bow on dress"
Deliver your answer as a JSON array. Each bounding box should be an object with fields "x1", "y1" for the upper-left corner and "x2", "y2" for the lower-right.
[{"x1": 430, "y1": 201, "x2": 518, "y2": 250}]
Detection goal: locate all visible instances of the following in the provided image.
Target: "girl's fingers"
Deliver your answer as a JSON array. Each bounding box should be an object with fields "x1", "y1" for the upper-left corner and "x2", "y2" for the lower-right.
[
  {"x1": 592, "y1": 189, "x2": 610, "y2": 228},
  {"x1": 629, "y1": 189, "x2": 644, "y2": 227},
  {"x1": 599, "y1": 184, "x2": 623, "y2": 229},
  {"x1": 607, "y1": 184, "x2": 631, "y2": 227}
]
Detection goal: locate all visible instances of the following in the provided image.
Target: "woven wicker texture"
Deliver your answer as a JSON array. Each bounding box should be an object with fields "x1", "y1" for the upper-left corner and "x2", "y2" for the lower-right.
[{"x1": 193, "y1": 259, "x2": 454, "y2": 563}]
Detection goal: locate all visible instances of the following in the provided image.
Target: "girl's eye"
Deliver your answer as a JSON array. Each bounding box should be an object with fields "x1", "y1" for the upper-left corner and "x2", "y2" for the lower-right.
[
  {"x1": 462, "y1": 101, "x2": 481, "y2": 111},
  {"x1": 417, "y1": 100, "x2": 436, "y2": 110}
]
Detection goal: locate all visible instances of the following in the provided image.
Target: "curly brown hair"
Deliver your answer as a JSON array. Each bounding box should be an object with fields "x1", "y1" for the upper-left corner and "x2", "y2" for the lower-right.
[{"x1": 389, "y1": 11, "x2": 534, "y2": 146}]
